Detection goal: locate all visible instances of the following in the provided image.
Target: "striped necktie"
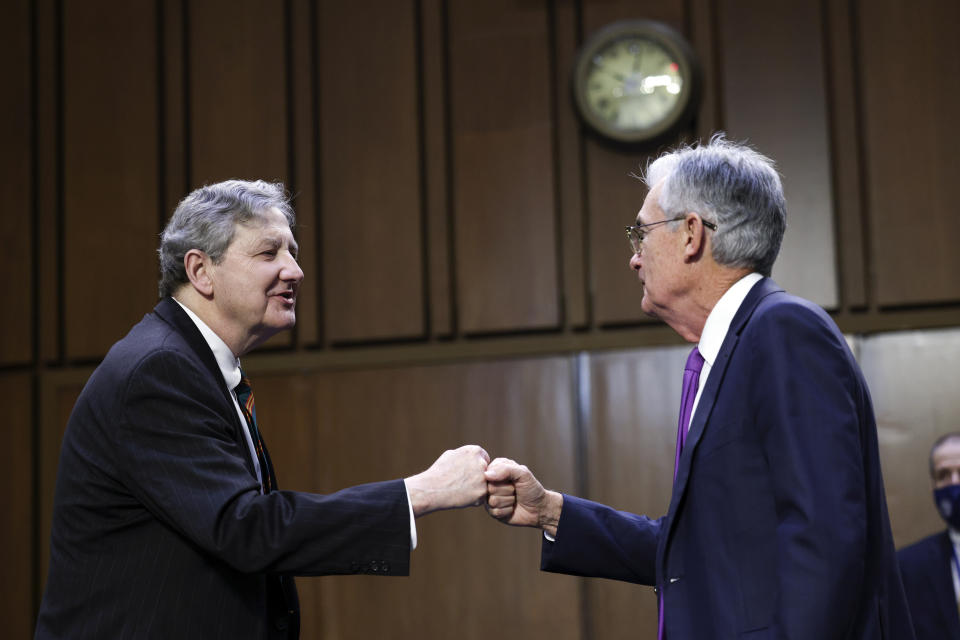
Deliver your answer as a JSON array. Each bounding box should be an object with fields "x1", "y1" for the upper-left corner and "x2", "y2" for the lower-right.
[{"x1": 234, "y1": 372, "x2": 273, "y2": 494}]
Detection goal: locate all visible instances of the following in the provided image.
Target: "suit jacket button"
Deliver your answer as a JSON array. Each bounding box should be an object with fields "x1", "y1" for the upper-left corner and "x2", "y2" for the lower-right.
[
  {"x1": 382, "y1": 562, "x2": 389, "y2": 573},
  {"x1": 274, "y1": 617, "x2": 288, "y2": 630},
  {"x1": 370, "y1": 561, "x2": 380, "y2": 572}
]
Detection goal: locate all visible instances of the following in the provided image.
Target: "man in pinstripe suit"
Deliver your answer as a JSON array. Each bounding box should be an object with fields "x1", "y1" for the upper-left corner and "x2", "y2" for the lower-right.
[{"x1": 35, "y1": 180, "x2": 490, "y2": 639}]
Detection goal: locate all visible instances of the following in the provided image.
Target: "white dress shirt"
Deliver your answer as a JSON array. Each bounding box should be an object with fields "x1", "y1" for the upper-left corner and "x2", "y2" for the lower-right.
[
  {"x1": 689, "y1": 272, "x2": 764, "y2": 430},
  {"x1": 172, "y1": 298, "x2": 418, "y2": 548}
]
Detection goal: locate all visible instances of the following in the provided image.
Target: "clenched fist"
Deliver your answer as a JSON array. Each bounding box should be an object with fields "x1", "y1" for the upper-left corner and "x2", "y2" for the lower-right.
[{"x1": 405, "y1": 445, "x2": 490, "y2": 517}]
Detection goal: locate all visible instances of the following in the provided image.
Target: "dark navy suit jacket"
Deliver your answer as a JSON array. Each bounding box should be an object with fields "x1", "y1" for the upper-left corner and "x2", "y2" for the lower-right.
[
  {"x1": 36, "y1": 298, "x2": 412, "y2": 639},
  {"x1": 898, "y1": 531, "x2": 960, "y2": 639},
  {"x1": 541, "y1": 278, "x2": 914, "y2": 639}
]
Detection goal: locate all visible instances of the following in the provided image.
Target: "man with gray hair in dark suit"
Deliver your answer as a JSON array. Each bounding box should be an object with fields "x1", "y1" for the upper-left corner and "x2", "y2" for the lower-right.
[{"x1": 36, "y1": 179, "x2": 491, "y2": 639}]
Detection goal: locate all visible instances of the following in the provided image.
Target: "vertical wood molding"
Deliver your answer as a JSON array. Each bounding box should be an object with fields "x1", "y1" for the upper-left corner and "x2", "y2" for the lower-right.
[
  {"x1": 823, "y1": 0, "x2": 867, "y2": 309},
  {"x1": 289, "y1": 0, "x2": 320, "y2": 347},
  {"x1": 421, "y1": 0, "x2": 453, "y2": 338},
  {"x1": 554, "y1": 0, "x2": 589, "y2": 328},
  {"x1": 160, "y1": 0, "x2": 187, "y2": 227},
  {"x1": 689, "y1": 0, "x2": 720, "y2": 138},
  {"x1": 35, "y1": 0, "x2": 61, "y2": 363}
]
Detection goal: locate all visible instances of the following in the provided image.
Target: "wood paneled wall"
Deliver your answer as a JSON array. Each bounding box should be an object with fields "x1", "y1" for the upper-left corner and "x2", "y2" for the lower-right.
[{"x1": 6, "y1": 0, "x2": 960, "y2": 636}]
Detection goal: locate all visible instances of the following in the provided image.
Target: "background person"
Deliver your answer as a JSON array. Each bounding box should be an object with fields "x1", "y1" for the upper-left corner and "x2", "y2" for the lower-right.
[{"x1": 898, "y1": 432, "x2": 960, "y2": 639}]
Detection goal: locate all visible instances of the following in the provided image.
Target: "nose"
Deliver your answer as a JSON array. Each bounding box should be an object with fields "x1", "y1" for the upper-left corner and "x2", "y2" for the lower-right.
[
  {"x1": 281, "y1": 252, "x2": 304, "y2": 283},
  {"x1": 629, "y1": 252, "x2": 642, "y2": 271}
]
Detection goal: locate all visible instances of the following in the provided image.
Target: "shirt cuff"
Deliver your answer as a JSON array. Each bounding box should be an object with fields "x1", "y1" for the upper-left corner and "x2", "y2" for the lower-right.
[{"x1": 404, "y1": 479, "x2": 418, "y2": 550}]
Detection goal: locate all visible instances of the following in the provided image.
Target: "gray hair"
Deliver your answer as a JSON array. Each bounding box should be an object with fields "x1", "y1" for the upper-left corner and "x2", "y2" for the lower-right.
[
  {"x1": 158, "y1": 179, "x2": 295, "y2": 298},
  {"x1": 643, "y1": 134, "x2": 786, "y2": 276}
]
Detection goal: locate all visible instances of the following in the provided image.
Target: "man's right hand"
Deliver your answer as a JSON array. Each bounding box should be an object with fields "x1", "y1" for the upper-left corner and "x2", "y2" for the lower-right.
[
  {"x1": 404, "y1": 445, "x2": 490, "y2": 517},
  {"x1": 484, "y1": 457, "x2": 563, "y2": 537}
]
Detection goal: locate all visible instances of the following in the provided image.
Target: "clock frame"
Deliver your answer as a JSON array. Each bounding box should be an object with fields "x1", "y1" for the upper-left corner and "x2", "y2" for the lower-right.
[{"x1": 572, "y1": 20, "x2": 701, "y2": 145}]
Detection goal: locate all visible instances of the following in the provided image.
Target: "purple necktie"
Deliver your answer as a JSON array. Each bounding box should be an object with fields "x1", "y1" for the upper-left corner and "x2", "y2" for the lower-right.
[
  {"x1": 659, "y1": 346, "x2": 705, "y2": 640},
  {"x1": 674, "y1": 347, "x2": 705, "y2": 481}
]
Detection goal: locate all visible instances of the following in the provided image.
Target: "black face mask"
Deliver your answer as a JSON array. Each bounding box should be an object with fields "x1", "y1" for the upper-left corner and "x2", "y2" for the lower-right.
[{"x1": 934, "y1": 484, "x2": 960, "y2": 530}]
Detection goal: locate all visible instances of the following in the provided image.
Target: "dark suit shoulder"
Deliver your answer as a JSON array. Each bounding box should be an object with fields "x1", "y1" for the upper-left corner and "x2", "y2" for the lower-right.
[{"x1": 899, "y1": 531, "x2": 950, "y2": 566}]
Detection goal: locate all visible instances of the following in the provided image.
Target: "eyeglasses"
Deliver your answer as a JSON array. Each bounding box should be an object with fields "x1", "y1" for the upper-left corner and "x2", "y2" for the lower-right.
[{"x1": 625, "y1": 216, "x2": 717, "y2": 254}]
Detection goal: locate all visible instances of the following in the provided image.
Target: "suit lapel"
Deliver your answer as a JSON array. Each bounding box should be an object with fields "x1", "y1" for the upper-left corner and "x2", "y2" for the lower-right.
[
  {"x1": 658, "y1": 278, "x2": 784, "y2": 560},
  {"x1": 152, "y1": 297, "x2": 255, "y2": 475}
]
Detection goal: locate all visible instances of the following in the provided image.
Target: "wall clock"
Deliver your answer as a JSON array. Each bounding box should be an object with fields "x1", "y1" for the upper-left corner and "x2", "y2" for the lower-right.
[{"x1": 572, "y1": 20, "x2": 701, "y2": 145}]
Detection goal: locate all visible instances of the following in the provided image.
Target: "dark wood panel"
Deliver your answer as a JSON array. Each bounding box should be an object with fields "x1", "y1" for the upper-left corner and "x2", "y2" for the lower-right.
[
  {"x1": 449, "y1": 0, "x2": 559, "y2": 334},
  {"x1": 62, "y1": 0, "x2": 160, "y2": 359},
  {"x1": 296, "y1": 358, "x2": 581, "y2": 639},
  {"x1": 586, "y1": 346, "x2": 687, "y2": 639},
  {"x1": 718, "y1": 0, "x2": 838, "y2": 308},
  {"x1": 858, "y1": 0, "x2": 960, "y2": 307},
  {"x1": 0, "y1": 374, "x2": 34, "y2": 637},
  {"x1": 0, "y1": 0, "x2": 33, "y2": 365},
  {"x1": 318, "y1": 1, "x2": 424, "y2": 343},
  {"x1": 582, "y1": 1, "x2": 686, "y2": 327},
  {"x1": 188, "y1": 0, "x2": 287, "y2": 185}
]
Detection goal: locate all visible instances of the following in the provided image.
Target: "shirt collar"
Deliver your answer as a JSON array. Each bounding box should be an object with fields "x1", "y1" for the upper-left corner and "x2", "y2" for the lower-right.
[
  {"x1": 697, "y1": 273, "x2": 764, "y2": 368},
  {"x1": 172, "y1": 298, "x2": 243, "y2": 391},
  {"x1": 949, "y1": 527, "x2": 960, "y2": 548}
]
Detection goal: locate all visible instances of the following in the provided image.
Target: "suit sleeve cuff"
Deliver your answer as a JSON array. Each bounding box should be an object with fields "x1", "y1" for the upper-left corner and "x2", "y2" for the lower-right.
[{"x1": 404, "y1": 479, "x2": 417, "y2": 550}]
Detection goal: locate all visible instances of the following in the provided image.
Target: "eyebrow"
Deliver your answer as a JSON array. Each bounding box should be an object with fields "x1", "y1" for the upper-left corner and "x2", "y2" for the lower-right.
[{"x1": 254, "y1": 235, "x2": 299, "y2": 256}]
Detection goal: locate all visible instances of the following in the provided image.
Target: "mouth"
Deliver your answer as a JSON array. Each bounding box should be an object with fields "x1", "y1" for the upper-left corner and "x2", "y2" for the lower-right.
[{"x1": 270, "y1": 290, "x2": 297, "y2": 306}]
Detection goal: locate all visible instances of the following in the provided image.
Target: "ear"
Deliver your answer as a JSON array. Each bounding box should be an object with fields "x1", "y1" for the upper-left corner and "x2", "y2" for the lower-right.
[
  {"x1": 682, "y1": 213, "x2": 707, "y2": 260},
  {"x1": 183, "y1": 249, "x2": 215, "y2": 297}
]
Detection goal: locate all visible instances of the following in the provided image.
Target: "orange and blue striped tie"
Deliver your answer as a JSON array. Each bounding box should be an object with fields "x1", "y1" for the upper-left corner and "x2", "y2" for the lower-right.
[{"x1": 234, "y1": 373, "x2": 273, "y2": 494}]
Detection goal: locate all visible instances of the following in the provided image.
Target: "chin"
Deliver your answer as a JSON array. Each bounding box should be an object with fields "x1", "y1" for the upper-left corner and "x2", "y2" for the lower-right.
[{"x1": 640, "y1": 296, "x2": 661, "y2": 320}]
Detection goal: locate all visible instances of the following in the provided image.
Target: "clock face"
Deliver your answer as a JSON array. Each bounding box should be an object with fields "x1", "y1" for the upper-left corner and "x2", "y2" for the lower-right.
[
  {"x1": 573, "y1": 21, "x2": 699, "y2": 144},
  {"x1": 586, "y1": 37, "x2": 684, "y2": 130}
]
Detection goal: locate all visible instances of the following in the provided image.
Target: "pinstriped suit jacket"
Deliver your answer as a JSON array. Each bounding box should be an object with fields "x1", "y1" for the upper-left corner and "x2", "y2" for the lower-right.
[{"x1": 36, "y1": 298, "x2": 412, "y2": 639}]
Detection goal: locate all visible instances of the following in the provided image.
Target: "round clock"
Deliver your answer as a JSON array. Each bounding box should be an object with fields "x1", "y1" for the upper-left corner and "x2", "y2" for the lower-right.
[{"x1": 572, "y1": 20, "x2": 701, "y2": 145}]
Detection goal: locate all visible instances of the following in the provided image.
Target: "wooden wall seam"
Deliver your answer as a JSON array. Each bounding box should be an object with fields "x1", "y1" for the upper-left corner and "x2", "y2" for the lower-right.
[{"x1": 848, "y1": 0, "x2": 875, "y2": 313}]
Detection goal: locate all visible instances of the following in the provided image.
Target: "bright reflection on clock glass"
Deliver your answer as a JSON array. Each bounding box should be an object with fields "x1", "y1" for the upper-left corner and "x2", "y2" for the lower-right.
[{"x1": 586, "y1": 36, "x2": 684, "y2": 130}]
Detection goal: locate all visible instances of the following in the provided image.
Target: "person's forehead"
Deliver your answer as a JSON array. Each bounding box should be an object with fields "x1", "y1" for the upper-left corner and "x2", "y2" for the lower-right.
[
  {"x1": 934, "y1": 439, "x2": 960, "y2": 466},
  {"x1": 637, "y1": 181, "x2": 665, "y2": 223},
  {"x1": 232, "y1": 209, "x2": 296, "y2": 246}
]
